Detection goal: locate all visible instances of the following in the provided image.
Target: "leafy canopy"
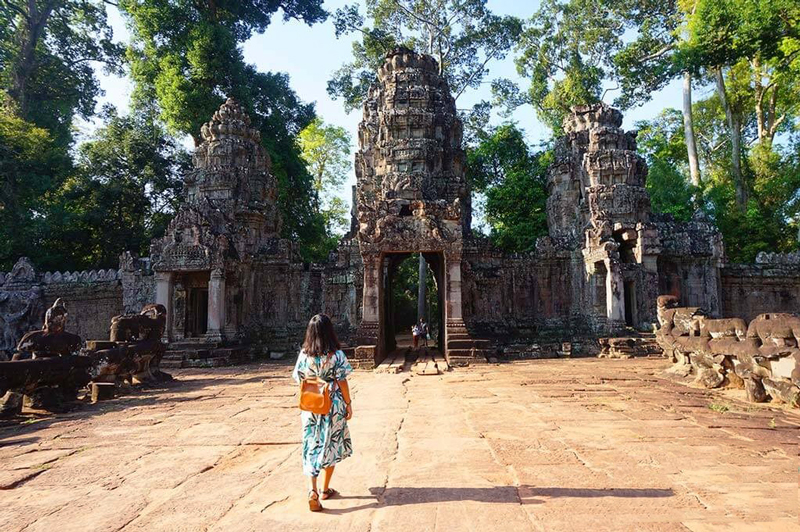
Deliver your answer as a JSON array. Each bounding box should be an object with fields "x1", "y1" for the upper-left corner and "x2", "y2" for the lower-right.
[
  {"x1": 36, "y1": 106, "x2": 188, "y2": 271},
  {"x1": 328, "y1": 0, "x2": 522, "y2": 112},
  {"x1": 0, "y1": 0, "x2": 123, "y2": 145},
  {"x1": 466, "y1": 124, "x2": 549, "y2": 251},
  {"x1": 0, "y1": 107, "x2": 70, "y2": 269},
  {"x1": 299, "y1": 117, "x2": 352, "y2": 236},
  {"x1": 120, "y1": 0, "x2": 335, "y2": 262}
]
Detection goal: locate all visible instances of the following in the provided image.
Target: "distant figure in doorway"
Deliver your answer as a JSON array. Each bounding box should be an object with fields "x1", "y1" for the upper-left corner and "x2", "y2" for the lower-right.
[
  {"x1": 292, "y1": 314, "x2": 354, "y2": 512},
  {"x1": 412, "y1": 318, "x2": 428, "y2": 349}
]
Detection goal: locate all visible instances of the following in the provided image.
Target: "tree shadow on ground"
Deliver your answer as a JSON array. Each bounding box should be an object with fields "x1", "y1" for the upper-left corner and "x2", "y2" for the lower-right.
[{"x1": 323, "y1": 486, "x2": 674, "y2": 514}]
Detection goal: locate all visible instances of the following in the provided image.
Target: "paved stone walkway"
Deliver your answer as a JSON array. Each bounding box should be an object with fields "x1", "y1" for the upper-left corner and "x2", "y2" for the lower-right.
[{"x1": 1, "y1": 358, "x2": 797, "y2": 531}]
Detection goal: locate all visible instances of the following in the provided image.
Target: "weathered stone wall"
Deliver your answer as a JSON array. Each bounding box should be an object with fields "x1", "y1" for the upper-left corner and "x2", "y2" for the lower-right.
[
  {"x1": 0, "y1": 258, "x2": 124, "y2": 357},
  {"x1": 41, "y1": 280, "x2": 123, "y2": 341},
  {"x1": 721, "y1": 252, "x2": 800, "y2": 322},
  {"x1": 461, "y1": 237, "x2": 573, "y2": 339},
  {"x1": 653, "y1": 212, "x2": 724, "y2": 315},
  {"x1": 655, "y1": 295, "x2": 800, "y2": 407},
  {"x1": 120, "y1": 253, "x2": 156, "y2": 315},
  {"x1": 321, "y1": 237, "x2": 362, "y2": 342}
]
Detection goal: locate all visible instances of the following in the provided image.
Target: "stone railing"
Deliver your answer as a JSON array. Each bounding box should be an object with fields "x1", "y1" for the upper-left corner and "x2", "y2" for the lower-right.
[
  {"x1": 655, "y1": 295, "x2": 799, "y2": 407},
  {"x1": 41, "y1": 269, "x2": 121, "y2": 284},
  {"x1": 755, "y1": 251, "x2": 800, "y2": 264},
  {"x1": 0, "y1": 258, "x2": 121, "y2": 287}
]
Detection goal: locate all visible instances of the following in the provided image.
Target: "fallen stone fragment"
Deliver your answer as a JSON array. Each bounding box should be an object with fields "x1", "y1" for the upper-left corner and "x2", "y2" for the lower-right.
[{"x1": 763, "y1": 378, "x2": 800, "y2": 406}]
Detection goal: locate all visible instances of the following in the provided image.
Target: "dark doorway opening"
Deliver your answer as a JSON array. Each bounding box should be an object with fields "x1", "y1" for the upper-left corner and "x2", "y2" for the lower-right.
[
  {"x1": 623, "y1": 280, "x2": 636, "y2": 327},
  {"x1": 184, "y1": 271, "x2": 210, "y2": 338},
  {"x1": 381, "y1": 252, "x2": 444, "y2": 360}
]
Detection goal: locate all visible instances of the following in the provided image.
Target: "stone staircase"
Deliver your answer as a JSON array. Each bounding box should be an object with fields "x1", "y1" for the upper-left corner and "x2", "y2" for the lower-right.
[
  {"x1": 445, "y1": 322, "x2": 492, "y2": 367},
  {"x1": 161, "y1": 339, "x2": 252, "y2": 369}
]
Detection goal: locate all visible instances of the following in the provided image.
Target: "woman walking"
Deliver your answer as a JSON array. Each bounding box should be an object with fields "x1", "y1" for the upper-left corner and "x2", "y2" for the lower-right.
[{"x1": 292, "y1": 314, "x2": 354, "y2": 512}]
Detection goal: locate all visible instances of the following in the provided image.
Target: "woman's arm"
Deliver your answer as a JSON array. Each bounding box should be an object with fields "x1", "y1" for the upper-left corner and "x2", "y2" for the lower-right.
[{"x1": 339, "y1": 379, "x2": 353, "y2": 420}]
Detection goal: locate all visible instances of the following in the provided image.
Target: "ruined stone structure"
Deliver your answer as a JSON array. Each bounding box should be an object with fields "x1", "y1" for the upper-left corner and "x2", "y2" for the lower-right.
[
  {"x1": 0, "y1": 298, "x2": 171, "y2": 416},
  {"x1": 150, "y1": 98, "x2": 283, "y2": 345},
  {"x1": 146, "y1": 98, "x2": 331, "y2": 366},
  {"x1": 655, "y1": 295, "x2": 800, "y2": 406},
  {"x1": 0, "y1": 257, "x2": 123, "y2": 360},
  {"x1": 0, "y1": 49, "x2": 799, "y2": 371},
  {"x1": 352, "y1": 47, "x2": 480, "y2": 366}
]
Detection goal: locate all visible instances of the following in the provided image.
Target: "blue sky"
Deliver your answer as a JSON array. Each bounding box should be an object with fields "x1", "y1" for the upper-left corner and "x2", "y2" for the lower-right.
[{"x1": 90, "y1": 0, "x2": 699, "y2": 207}]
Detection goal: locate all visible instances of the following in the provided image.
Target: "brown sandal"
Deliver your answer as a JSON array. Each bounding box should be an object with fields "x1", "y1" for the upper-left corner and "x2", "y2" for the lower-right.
[
  {"x1": 321, "y1": 488, "x2": 338, "y2": 500},
  {"x1": 308, "y1": 490, "x2": 323, "y2": 512}
]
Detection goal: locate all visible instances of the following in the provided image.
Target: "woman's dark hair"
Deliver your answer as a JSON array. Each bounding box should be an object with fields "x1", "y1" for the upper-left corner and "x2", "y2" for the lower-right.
[{"x1": 302, "y1": 314, "x2": 340, "y2": 357}]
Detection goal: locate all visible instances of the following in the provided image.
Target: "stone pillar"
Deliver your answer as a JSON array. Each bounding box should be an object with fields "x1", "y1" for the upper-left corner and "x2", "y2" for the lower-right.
[
  {"x1": 446, "y1": 256, "x2": 463, "y2": 321},
  {"x1": 207, "y1": 268, "x2": 226, "y2": 342},
  {"x1": 417, "y1": 254, "x2": 427, "y2": 321},
  {"x1": 356, "y1": 255, "x2": 380, "y2": 346},
  {"x1": 604, "y1": 259, "x2": 624, "y2": 323},
  {"x1": 155, "y1": 271, "x2": 174, "y2": 342},
  {"x1": 362, "y1": 256, "x2": 380, "y2": 324}
]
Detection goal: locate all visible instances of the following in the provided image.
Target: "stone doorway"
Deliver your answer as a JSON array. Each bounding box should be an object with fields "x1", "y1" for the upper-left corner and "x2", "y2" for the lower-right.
[
  {"x1": 182, "y1": 271, "x2": 210, "y2": 338},
  {"x1": 381, "y1": 252, "x2": 445, "y2": 359},
  {"x1": 624, "y1": 280, "x2": 636, "y2": 327}
]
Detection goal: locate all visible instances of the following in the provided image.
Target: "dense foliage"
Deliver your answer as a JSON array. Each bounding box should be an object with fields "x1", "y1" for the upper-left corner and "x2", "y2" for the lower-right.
[
  {"x1": 299, "y1": 117, "x2": 352, "y2": 238},
  {"x1": 328, "y1": 0, "x2": 522, "y2": 116},
  {"x1": 0, "y1": 106, "x2": 70, "y2": 269},
  {"x1": 0, "y1": 0, "x2": 797, "y2": 269},
  {"x1": 0, "y1": 1, "x2": 123, "y2": 270},
  {"x1": 466, "y1": 124, "x2": 549, "y2": 251},
  {"x1": 120, "y1": 0, "x2": 332, "y2": 262},
  {"x1": 43, "y1": 107, "x2": 188, "y2": 270},
  {"x1": 490, "y1": 0, "x2": 800, "y2": 261}
]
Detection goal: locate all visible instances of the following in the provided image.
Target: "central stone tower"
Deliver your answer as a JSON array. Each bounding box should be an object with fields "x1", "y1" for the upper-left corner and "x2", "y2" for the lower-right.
[{"x1": 354, "y1": 47, "x2": 473, "y2": 365}]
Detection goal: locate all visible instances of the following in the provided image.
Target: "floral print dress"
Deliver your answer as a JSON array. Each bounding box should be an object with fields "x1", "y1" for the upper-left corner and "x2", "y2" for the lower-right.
[{"x1": 292, "y1": 349, "x2": 353, "y2": 477}]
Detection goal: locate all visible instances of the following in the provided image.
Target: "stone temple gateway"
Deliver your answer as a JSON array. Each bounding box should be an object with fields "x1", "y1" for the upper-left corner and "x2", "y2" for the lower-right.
[
  {"x1": 1, "y1": 47, "x2": 799, "y2": 370},
  {"x1": 353, "y1": 49, "x2": 476, "y2": 365}
]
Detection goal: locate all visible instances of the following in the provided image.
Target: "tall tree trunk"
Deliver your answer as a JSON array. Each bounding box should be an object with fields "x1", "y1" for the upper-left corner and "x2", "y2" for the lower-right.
[
  {"x1": 752, "y1": 57, "x2": 767, "y2": 142},
  {"x1": 10, "y1": 1, "x2": 57, "y2": 116},
  {"x1": 417, "y1": 254, "x2": 426, "y2": 321},
  {"x1": 714, "y1": 68, "x2": 747, "y2": 210},
  {"x1": 682, "y1": 72, "x2": 701, "y2": 190}
]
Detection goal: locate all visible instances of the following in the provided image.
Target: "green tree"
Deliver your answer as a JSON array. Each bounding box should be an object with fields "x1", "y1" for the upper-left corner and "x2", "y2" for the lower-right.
[
  {"x1": 0, "y1": 0, "x2": 122, "y2": 145},
  {"x1": 0, "y1": 1, "x2": 123, "y2": 269},
  {"x1": 328, "y1": 0, "x2": 522, "y2": 112},
  {"x1": 120, "y1": 0, "x2": 332, "y2": 262},
  {"x1": 466, "y1": 124, "x2": 549, "y2": 251},
  {"x1": 680, "y1": 0, "x2": 800, "y2": 210},
  {"x1": 40, "y1": 106, "x2": 188, "y2": 270},
  {"x1": 495, "y1": 0, "x2": 618, "y2": 133},
  {"x1": 298, "y1": 117, "x2": 352, "y2": 236},
  {"x1": 636, "y1": 110, "x2": 696, "y2": 221},
  {"x1": 0, "y1": 105, "x2": 70, "y2": 269},
  {"x1": 497, "y1": 0, "x2": 708, "y2": 187},
  {"x1": 636, "y1": 101, "x2": 799, "y2": 262}
]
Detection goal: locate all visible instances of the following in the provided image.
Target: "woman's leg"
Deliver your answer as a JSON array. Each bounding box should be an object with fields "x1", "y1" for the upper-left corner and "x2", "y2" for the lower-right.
[
  {"x1": 322, "y1": 466, "x2": 335, "y2": 491},
  {"x1": 307, "y1": 474, "x2": 322, "y2": 511}
]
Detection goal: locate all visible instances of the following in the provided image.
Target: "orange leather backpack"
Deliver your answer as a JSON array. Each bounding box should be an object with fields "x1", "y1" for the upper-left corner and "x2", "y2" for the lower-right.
[{"x1": 298, "y1": 352, "x2": 337, "y2": 415}]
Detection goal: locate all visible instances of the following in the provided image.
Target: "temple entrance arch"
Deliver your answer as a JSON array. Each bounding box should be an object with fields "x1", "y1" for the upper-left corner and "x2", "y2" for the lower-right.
[
  {"x1": 352, "y1": 47, "x2": 479, "y2": 368},
  {"x1": 381, "y1": 252, "x2": 444, "y2": 355}
]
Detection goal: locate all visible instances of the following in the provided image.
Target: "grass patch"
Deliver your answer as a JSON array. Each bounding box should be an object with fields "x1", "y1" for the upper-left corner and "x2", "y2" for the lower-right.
[{"x1": 708, "y1": 402, "x2": 730, "y2": 413}]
